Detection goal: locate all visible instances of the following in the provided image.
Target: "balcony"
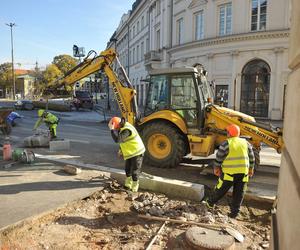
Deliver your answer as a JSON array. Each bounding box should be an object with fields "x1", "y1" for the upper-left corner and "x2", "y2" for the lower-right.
[
  {"x1": 144, "y1": 50, "x2": 162, "y2": 62},
  {"x1": 144, "y1": 50, "x2": 163, "y2": 70}
]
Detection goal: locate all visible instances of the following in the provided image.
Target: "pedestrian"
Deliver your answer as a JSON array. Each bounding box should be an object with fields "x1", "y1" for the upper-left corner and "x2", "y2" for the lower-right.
[
  {"x1": 33, "y1": 109, "x2": 59, "y2": 139},
  {"x1": 108, "y1": 116, "x2": 145, "y2": 192},
  {"x1": 205, "y1": 124, "x2": 255, "y2": 218}
]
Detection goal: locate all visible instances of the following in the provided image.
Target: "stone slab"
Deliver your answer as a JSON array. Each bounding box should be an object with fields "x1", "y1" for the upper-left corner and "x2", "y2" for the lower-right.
[
  {"x1": 35, "y1": 154, "x2": 205, "y2": 202},
  {"x1": 49, "y1": 140, "x2": 70, "y2": 151}
]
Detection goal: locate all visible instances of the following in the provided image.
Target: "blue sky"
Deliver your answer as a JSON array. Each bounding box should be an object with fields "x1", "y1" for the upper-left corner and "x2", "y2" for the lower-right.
[{"x1": 0, "y1": 0, "x2": 133, "y2": 69}]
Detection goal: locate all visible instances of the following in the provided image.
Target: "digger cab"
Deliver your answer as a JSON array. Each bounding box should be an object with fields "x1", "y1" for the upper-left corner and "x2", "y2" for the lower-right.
[{"x1": 144, "y1": 67, "x2": 214, "y2": 131}]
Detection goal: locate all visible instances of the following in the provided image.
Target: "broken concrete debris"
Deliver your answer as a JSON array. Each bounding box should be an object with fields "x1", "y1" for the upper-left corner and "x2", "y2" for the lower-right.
[{"x1": 63, "y1": 165, "x2": 82, "y2": 175}]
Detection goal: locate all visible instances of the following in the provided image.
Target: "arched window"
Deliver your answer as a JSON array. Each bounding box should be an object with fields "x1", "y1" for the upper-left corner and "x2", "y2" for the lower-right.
[{"x1": 240, "y1": 59, "x2": 270, "y2": 117}]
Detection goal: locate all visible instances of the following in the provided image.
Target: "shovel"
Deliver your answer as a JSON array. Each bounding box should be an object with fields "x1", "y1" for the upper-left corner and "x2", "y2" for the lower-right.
[{"x1": 139, "y1": 214, "x2": 244, "y2": 243}]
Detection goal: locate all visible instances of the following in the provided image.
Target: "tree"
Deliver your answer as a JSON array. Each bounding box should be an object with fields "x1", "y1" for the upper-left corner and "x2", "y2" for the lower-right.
[
  {"x1": 52, "y1": 55, "x2": 78, "y2": 75},
  {"x1": 0, "y1": 63, "x2": 12, "y2": 87},
  {"x1": 43, "y1": 64, "x2": 63, "y2": 86}
]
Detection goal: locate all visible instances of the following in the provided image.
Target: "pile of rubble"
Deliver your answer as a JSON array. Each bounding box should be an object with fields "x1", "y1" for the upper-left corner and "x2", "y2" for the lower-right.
[{"x1": 0, "y1": 178, "x2": 271, "y2": 249}]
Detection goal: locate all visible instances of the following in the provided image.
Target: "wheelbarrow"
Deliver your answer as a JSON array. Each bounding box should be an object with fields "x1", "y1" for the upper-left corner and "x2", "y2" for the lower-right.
[{"x1": 0, "y1": 108, "x2": 13, "y2": 135}]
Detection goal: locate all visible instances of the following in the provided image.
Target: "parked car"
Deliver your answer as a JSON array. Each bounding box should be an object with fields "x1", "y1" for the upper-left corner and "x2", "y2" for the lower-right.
[
  {"x1": 72, "y1": 91, "x2": 94, "y2": 111},
  {"x1": 14, "y1": 100, "x2": 34, "y2": 110}
]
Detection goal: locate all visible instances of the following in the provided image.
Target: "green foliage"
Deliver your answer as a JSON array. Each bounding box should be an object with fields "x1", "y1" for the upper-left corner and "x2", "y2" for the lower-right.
[
  {"x1": 0, "y1": 63, "x2": 13, "y2": 86},
  {"x1": 52, "y1": 55, "x2": 78, "y2": 75},
  {"x1": 43, "y1": 64, "x2": 63, "y2": 86}
]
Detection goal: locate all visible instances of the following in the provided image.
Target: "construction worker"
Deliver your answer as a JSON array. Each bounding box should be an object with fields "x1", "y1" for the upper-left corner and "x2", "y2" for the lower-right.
[
  {"x1": 108, "y1": 116, "x2": 145, "y2": 192},
  {"x1": 33, "y1": 109, "x2": 59, "y2": 139},
  {"x1": 205, "y1": 124, "x2": 255, "y2": 218}
]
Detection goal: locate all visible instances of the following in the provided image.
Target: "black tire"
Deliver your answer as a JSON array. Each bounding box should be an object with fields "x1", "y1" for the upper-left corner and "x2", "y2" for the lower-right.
[
  {"x1": 1, "y1": 121, "x2": 12, "y2": 135},
  {"x1": 253, "y1": 147, "x2": 260, "y2": 169},
  {"x1": 141, "y1": 122, "x2": 186, "y2": 168}
]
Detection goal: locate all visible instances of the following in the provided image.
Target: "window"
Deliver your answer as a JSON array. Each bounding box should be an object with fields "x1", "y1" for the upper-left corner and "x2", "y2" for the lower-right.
[
  {"x1": 215, "y1": 85, "x2": 228, "y2": 107},
  {"x1": 219, "y1": 3, "x2": 232, "y2": 36},
  {"x1": 133, "y1": 48, "x2": 135, "y2": 64},
  {"x1": 176, "y1": 18, "x2": 184, "y2": 45},
  {"x1": 137, "y1": 21, "x2": 140, "y2": 33},
  {"x1": 171, "y1": 75, "x2": 198, "y2": 127},
  {"x1": 251, "y1": 0, "x2": 267, "y2": 31},
  {"x1": 195, "y1": 11, "x2": 204, "y2": 40},
  {"x1": 136, "y1": 83, "x2": 140, "y2": 105},
  {"x1": 156, "y1": 0, "x2": 161, "y2": 15},
  {"x1": 141, "y1": 83, "x2": 144, "y2": 106},
  {"x1": 146, "y1": 38, "x2": 150, "y2": 52},
  {"x1": 129, "y1": 50, "x2": 132, "y2": 65},
  {"x1": 137, "y1": 45, "x2": 140, "y2": 61},
  {"x1": 156, "y1": 29, "x2": 161, "y2": 50},
  {"x1": 133, "y1": 25, "x2": 136, "y2": 37},
  {"x1": 145, "y1": 75, "x2": 168, "y2": 114},
  {"x1": 141, "y1": 41, "x2": 144, "y2": 60},
  {"x1": 129, "y1": 29, "x2": 132, "y2": 39},
  {"x1": 241, "y1": 59, "x2": 270, "y2": 117},
  {"x1": 141, "y1": 16, "x2": 144, "y2": 28}
]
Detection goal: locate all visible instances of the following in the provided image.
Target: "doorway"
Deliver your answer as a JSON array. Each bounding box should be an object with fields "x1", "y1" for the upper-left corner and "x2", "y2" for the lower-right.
[{"x1": 240, "y1": 59, "x2": 270, "y2": 117}]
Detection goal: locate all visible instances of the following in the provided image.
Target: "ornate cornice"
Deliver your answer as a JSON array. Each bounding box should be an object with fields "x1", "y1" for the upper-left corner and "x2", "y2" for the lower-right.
[
  {"x1": 188, "y1": 0, "x2": 208, "y2": 9},
  {"x1": 169, "y1": 30, "x2": 290, "y2": 53}
]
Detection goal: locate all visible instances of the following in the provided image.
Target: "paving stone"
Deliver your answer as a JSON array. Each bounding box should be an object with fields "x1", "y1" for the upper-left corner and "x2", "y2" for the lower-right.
[{"x1": 49, "y1": 139, "x2": 70, "y2": 151}]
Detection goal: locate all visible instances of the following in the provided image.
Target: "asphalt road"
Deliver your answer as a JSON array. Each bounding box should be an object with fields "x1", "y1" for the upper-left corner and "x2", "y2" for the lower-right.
[{"x1": 0, "y1": 102, "x2": 281, "y2": 198}]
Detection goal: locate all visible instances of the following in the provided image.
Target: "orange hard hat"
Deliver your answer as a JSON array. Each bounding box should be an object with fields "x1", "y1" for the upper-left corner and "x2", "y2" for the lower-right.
[
  {"x1": 226, "y1": 124, "x2": 240, "y2": 137},
  {"x1": 109, "y1": 116, "x2": 121, "y2": 130}
]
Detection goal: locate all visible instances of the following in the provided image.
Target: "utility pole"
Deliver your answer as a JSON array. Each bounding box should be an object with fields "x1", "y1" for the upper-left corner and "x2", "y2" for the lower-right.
[{"x1": 6, "y1": 23, "x2": 16, "y2": 100}]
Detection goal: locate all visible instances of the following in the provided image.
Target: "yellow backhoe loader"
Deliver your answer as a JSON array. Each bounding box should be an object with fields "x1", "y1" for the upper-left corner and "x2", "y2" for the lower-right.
[{"x1": 46, "y1": 48, "x2": 283, "y2": 168}]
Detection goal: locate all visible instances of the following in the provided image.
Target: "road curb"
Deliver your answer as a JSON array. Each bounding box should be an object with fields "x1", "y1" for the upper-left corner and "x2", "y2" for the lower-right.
[{"x1": 35, "y1": 154, "x2": 205, "y2": 202}]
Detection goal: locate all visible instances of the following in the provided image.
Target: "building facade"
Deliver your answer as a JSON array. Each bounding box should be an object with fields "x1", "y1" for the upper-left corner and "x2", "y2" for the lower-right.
[
  {"x1": 15, "y1": 74, "x2": 35, "y2": 99},
  {"x1": 108, "y1": 0, "x2": 290, "y2": 119}
]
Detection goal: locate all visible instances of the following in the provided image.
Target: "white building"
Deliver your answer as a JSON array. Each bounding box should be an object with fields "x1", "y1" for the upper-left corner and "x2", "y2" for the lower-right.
[{"x1": 108, "y1": 0, "x2": 290, "y2": 119}]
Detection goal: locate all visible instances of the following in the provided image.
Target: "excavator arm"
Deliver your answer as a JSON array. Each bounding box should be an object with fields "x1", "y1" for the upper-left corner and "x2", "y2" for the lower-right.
[
  {"x1": 45, "y1": 48, "x2": 137, "y2": 124},
  {"x1": 205, "y1": 104, "x2": 284, "y2": 153}
]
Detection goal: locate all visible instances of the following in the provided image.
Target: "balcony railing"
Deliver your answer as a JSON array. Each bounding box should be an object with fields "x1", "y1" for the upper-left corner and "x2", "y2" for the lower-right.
[{"x1": 144, "y1": 50, "x2": 162, "y2": 62}]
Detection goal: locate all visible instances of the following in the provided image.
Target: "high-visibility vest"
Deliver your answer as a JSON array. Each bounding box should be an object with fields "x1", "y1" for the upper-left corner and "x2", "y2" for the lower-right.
[
  {"x1": 119, "y1": 122, "x2": 145, "y2": 160},
  {"x1": 222, "y1": 137, "x2": 249, "y2": 176},
  {"x1": 44, "y1": 113, "x2": 59, "y2": 124}
]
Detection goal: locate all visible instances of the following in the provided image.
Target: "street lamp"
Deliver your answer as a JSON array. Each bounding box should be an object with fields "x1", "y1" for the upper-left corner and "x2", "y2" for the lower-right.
[{"x1": 5, "y1": 23, "x2": 16, "y2": 100}]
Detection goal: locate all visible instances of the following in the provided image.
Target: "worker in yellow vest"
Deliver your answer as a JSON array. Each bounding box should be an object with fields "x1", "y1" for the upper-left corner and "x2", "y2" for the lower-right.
[
  {"x1": 205, "y1": 124, "x2": 255, "y2": 218},
  {"x1": 108, "y1": 117, "x2": 145, "y2": 192},
  {"x1": 33, "y1": 109, "x2": 59, "y2": 139}
]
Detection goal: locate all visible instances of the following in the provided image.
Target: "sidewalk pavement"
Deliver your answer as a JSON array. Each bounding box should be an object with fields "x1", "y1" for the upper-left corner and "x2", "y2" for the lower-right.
[
  {"x1": 0, "y1": 155, "x2": 206, "y2": 230},
  {"x1": 0, "y1": 161, "x2": 104, "y2": 230}
]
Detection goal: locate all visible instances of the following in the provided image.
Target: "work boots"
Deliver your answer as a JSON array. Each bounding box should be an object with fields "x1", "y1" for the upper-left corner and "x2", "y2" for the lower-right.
[
  {"x1": 124, "y1": 176, "x2": 133, "y2": 190},
  {"x1": 132, "y1": 180, "x2": 139, "y2": 192}
]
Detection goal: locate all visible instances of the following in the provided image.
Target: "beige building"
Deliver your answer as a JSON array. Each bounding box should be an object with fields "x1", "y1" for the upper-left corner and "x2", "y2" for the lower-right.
[
  {"x1": 15, "y1": 74, "x2": 36, "y2": 99},
  {"x1": 108, "y1": 0, "x2": 290, "y2": 119}
]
